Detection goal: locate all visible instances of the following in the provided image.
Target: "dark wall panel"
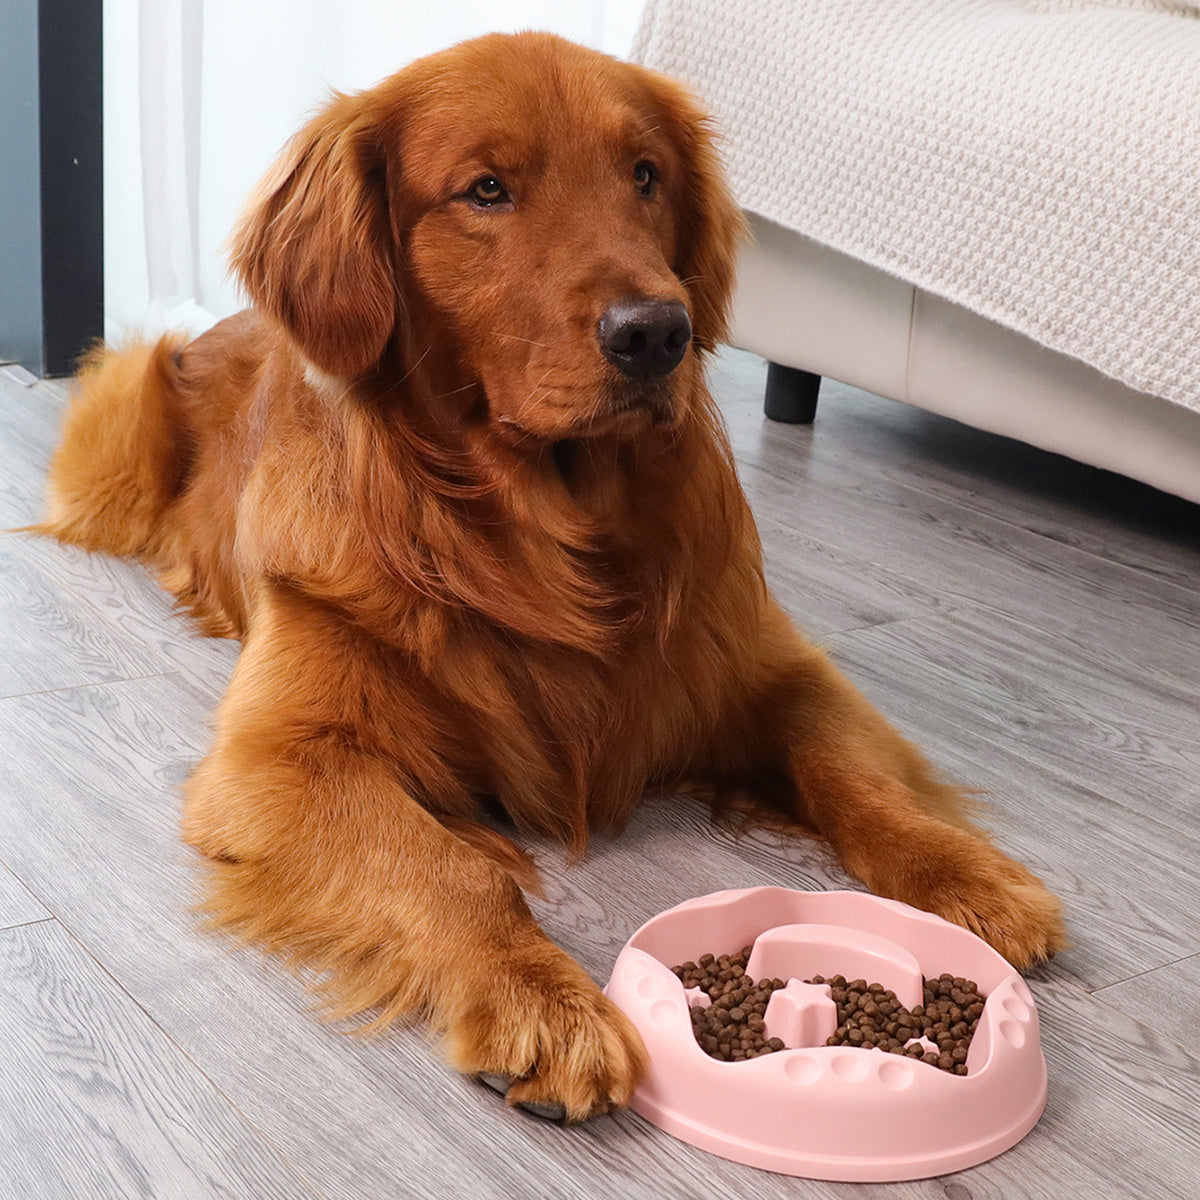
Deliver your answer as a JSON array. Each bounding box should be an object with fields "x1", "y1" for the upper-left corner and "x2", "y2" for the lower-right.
[
  {"x1": 0, "y1": 0, "x2": 103, "y2": 378},
  {"x1": 0, "y1": 0, "x2": 45, "y2": 372}
]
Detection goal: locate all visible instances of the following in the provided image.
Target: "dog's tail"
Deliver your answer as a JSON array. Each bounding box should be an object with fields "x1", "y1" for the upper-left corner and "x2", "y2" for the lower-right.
[{"x1": 31, "y1": 333, "x2": 193, "y2": 558}]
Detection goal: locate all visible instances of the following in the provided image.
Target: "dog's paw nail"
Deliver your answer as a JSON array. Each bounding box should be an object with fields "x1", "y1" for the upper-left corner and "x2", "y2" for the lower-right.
[
  {"x1": 517, "y1": 1099, "x2": 567, "y2": 1122},
  {"x1": 477, "y1": 1074, "x2": 566, "y2": 1120}
]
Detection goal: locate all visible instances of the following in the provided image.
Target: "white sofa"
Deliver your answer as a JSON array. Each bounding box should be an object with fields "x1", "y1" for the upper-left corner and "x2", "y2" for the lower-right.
[
  {"x1": 635, "y1": 0, "x2": 1200, "y2": 506},
  {"x1": 732, "y1": 215, "x2": 1200, "y2": 505}
]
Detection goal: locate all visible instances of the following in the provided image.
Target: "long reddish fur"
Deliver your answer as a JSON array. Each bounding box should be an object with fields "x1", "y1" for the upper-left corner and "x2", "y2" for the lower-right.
[{"x1": 36, "y1": 33, "x2": 1065, "y2": 1120}]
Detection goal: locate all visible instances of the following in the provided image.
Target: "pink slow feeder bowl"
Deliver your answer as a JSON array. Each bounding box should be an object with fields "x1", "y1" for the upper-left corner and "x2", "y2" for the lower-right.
[{"x1": 603, "y1": 887, "x2": 1046, "y2": 1182}]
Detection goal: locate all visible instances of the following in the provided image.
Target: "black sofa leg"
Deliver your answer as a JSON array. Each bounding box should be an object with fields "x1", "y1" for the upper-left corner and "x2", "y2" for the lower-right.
[{"x1": 764, "y1": 362, "x2": 821, "y2": 424}]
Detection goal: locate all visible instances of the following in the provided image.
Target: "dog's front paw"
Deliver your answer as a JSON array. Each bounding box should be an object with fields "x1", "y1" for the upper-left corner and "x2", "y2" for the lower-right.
[
  {"x1": 876, "y1": 825, "x2": 1068, "y2": 970},
  {"x1": 933, "y1": 853, "x2": 1068, "y2": 971},
  {"x1": 442, "y1": 941, "x2": 648, "y2": 1123}
]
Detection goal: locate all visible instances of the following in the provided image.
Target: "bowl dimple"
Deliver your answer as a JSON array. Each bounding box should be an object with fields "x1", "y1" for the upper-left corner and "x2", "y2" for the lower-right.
[
  {"x1": 998, "y1": 1019, "x2": 1027, "y2": 1049},
  {"x1": 783, "y1": 1054, "x2": 823, "y2": 1085},
  {"x1": 830, "y1": 1053, "x2": 870, "y2": 1082},
  {"x1": 878, "y1": 1059, "x2": 916, "y2": 1091},
  {"x1": 636, "y1": 974, "x2": 666, "y2": 999},
  {"x1": 650, "y1": 997, "x2": 682, "y2": 1026},
  {"x1": 1002, "y1": 994, "x2": 1031, "y2": 1022},
  {"x1": 615, "y1": 955, "x2": 651, "y2": 986}
]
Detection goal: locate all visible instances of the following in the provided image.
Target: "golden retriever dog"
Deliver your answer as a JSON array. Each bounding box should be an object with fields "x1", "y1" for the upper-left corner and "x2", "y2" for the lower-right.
[{"x1": 36, "y1": 32, "x2": 1065, "y2": 1121}]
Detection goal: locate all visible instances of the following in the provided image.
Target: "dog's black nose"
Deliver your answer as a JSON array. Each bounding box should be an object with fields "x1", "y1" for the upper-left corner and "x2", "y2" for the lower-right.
[{"x1": 597, "y1": 300, "x2": 692, "y2": 380}]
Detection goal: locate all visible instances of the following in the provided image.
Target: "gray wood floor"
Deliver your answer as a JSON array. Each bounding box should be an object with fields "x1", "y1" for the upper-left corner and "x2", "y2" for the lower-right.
[{"x1": 1, "y1": 352, "x2": 1198, "y2": 1200}]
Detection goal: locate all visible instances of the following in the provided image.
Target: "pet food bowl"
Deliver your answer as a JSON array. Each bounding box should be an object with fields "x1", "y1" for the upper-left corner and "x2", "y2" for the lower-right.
[{"x1": 603, "y1": 887, "x2": 1046, "y2": 1181}]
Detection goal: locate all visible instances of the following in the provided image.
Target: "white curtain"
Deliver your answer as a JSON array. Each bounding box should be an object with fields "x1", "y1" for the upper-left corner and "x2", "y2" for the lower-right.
[{"x1": 103, "y1": 0, "x2": 648, "y2": 339}]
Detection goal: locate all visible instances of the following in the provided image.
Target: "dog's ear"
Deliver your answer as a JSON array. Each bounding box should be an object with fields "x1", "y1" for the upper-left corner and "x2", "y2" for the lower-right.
[
  {"x1": 644, "y1": 72, "x2": 748, "y2": 353},
  {"x1": 230, "y1": 93, "x2": 396, "y2": 377}
]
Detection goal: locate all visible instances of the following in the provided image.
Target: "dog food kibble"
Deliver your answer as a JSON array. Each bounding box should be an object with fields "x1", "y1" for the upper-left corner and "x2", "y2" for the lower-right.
[{"x1": 671, "y1": 953, "x2": 985, "y2": 1075}]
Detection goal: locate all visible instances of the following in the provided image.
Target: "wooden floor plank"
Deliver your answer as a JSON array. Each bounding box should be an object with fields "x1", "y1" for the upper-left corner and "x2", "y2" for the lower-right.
[
  {"x1": 755, "y1": 508, "x2": 955, "y2": 636},
  {"x1": 0, "y1": 859, "x2": 50, "y2": 930},
  {"x1": 712, "y1": 350, "x2": 1200, "y2": 594},
  {"x1": 721, "y1": 390, "x2": 1200, "y2": 698},
  {"x1": 14, "y1": 536, "x2": 240, "y2": 701},
  {"x1": 0, "y1": 920, "x2": 319, "y2": 1200},
  {"x1": 957, "y1": 965, "x2": 1200, "y2": 1200},
  {"x1": 0, "y1": 372, "x2": 62, "y2": 529},
  {"x1": 744, "y1": 449, "x2": 1200, "y2": 688},
  {"x1": 1094, "y1": 953, "x2": 1200, "y2": 1050},
  {"x1": 0, "y1": 540, "x2": 176, "y2": 699}
]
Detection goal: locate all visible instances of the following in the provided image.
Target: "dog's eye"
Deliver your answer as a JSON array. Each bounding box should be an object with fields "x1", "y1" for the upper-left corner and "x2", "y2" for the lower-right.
[
  {"x1": 634, "y1": 161, "x2": 658, "y2": 198},
  {"x1": 467, "y1": 176, "x2": 511, "y2": 208}
]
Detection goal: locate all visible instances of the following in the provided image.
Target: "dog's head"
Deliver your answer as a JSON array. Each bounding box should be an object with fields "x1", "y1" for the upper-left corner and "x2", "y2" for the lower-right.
[{"x1": 231, "y1": 32, "x2": 745, "y2": 442}]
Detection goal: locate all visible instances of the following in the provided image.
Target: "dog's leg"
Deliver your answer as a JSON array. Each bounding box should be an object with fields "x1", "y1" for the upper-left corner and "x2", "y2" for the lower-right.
[
  {"x1": 182, "y1": 585, "x2": 645, "y2": 1121},
  {"x1": 724, "y1": 604, "x2": 1067, "y2": 969}
]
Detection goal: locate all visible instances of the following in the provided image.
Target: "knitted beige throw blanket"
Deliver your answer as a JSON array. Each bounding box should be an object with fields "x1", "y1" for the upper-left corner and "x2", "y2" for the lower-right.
[{"x1": 634, "y1": 0, "x2": 1200, "y2": 413}]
